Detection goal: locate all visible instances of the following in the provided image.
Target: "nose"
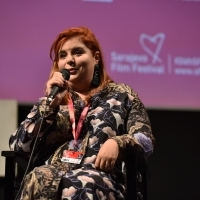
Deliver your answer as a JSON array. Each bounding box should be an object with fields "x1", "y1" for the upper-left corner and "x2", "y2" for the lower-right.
[{"x1": 66, "y1": 54, "x2": 75, "y2": 67}]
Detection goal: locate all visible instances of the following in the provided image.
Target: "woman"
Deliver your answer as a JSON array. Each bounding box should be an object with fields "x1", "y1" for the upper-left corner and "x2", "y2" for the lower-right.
[{"x1": 9, "y1": 26, "x2": 154, "y2": 200}]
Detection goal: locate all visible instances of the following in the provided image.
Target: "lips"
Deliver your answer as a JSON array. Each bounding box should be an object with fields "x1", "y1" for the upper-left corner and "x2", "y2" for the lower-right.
[{"x1": 68, "y1": 68, "x2": 78, "y2": 74}]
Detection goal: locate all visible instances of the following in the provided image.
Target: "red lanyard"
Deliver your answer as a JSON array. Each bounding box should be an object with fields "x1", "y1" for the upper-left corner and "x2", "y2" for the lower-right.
[{"x1": 68, "y1": 95, "x2": 90, "y2": 143}]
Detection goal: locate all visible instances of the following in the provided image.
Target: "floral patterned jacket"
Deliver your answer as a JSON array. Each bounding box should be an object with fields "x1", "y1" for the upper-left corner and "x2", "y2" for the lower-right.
[{"x1": 9, "y1": 82, "x2": 154, "y2": 170}]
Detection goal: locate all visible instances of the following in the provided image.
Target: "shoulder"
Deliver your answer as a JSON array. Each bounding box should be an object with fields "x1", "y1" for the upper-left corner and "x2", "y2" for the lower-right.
[{"x1": 108, "y1": 82, "x2": 138, "y2": 98}]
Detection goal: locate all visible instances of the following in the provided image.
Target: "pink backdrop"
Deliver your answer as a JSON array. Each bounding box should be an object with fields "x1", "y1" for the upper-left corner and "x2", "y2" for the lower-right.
[{"x1": 1, "y1": 0, "x2": 200, "y2": 109}]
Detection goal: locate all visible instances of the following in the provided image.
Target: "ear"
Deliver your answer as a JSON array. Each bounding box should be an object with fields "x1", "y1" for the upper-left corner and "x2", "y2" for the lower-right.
[{"x1": 94, "y1": 51, "x2": 100, "y2": 63}]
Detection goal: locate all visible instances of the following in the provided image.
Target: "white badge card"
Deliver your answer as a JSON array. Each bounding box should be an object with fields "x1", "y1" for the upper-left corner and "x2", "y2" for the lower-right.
[{"x1": 61, "y1": 150, "x2": 84, "y2": 164}]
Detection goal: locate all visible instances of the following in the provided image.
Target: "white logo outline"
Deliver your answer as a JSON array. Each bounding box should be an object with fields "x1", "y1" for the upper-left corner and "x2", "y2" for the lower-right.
[
  {"x1": 139, "y1": 33, "x2": 165, "y2": 64},
  {"x1": 82, "y1": 0, "x2": 113, "y2": 2}
]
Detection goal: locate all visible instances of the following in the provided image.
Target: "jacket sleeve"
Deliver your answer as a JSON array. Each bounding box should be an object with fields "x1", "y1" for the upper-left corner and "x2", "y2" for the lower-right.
[
  {"x1": 9, "y1": 97, "x2": 60, "y2": 155},
  {"x1": 111, "y1": 85, "x2": 155, "y2": 156}
]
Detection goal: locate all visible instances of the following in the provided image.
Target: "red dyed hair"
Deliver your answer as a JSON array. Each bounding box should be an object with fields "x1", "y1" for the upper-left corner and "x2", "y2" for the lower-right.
[{"x1": 47, "y1": 26, "x2": 112, "y2": 103}]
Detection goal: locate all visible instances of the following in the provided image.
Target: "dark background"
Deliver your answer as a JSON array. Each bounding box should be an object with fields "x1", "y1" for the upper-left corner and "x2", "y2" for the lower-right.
[
  {"x1": 1, "y1": 105, "x2": 200, "y2": 200},
  {"x1": 147, "y1": 109, "x2": 200, "y2": 200}
]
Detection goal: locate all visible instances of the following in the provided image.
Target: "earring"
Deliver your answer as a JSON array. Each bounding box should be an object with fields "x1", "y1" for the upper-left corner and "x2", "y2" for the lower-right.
[{"x1": 91, "y1": 64, "x2": 100, "y2": 87}]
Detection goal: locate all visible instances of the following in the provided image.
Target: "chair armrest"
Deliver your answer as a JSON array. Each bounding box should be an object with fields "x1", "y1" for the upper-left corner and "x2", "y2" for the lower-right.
[
  {"x1": 2, "y1": 151, "x2": 29, "y2": 170},
  {"x1": 1, "y1": 150, "x2": 25, "y2": 158}
]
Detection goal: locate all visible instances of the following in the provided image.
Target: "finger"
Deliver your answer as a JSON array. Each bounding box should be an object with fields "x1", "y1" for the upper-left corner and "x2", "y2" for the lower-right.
[
  {"x1": 46, "y1": 77, "x2": 65, "y2": 95},
  {"x1": 100, "y1": 160, "x2": 107, "y2": 171},
  {"x1": 104, "y1": 161, "x2": 113, "y2": 171},
  {"x1": 95, "y1": 155, "x2": 107, "y2": 171},
  {"x1": 49, "y1": 90, "x2": 67, "y2": 108},
  {"x1": 94, "y1": 155, "x2": 101, "y2": 169},
  {"x1": 109, "y1": 159, "x2": 116, "y2": 169},
  {"x1": 52, "y1": 71, "x2": 66, "y2": 82},
  {"x1": 100, "y1": 158, "x2": 114, "y2": 171}
]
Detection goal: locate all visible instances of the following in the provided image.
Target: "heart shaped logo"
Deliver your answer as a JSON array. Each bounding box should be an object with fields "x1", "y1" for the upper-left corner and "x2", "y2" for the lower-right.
[
  {"x1": 82, "y1": 0, "x2": 113, "y2": 2},
  {"x1": 139, "y1": 33, "x2": 165, "y2": 64}
]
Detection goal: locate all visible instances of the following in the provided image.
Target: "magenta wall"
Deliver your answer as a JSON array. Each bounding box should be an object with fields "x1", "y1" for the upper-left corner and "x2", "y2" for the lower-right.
[{"x1": 1, "y1": 0, "x2": 200, "y2": 109}]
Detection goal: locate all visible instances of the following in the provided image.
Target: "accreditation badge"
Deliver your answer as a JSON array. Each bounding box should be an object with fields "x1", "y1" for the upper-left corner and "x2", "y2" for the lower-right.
[{"x1": 61, "y1": 150, "x2": 84, "y2": 164}]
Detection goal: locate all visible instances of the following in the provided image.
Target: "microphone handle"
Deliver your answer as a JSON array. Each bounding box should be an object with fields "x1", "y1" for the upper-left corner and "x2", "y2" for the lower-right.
[
  {"x1": 48, "y1": 86, "x2": 60, "y2": 101},
  {"x1": 47, "y1": 69, "x2": 70, "y2": 103}
]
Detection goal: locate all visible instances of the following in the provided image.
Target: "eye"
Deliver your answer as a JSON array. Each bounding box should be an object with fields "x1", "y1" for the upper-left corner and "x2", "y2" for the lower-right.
[
  {"x1": 75, "y1": 50, "x2": 82, "y2": 55},
  {"x1": 59, "y1": 51, "x2": 67, "y2": 59},
  {"x1": 73, "y1": 48, "x2": 84, "y2": 56}
]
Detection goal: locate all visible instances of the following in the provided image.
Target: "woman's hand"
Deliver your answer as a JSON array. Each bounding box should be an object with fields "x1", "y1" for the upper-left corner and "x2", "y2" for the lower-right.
[
  {"x1": 95, "y1": 139, "x2": 119, "y2": 171},
  {"x1": 46, "y1": 71, "x2": 68, "y2": 108}
]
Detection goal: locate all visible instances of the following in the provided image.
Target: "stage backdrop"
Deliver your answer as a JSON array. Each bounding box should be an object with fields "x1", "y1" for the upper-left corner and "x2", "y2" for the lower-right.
[{"x1": 0, "y1": 0, "x2": 200, "y2": 109}]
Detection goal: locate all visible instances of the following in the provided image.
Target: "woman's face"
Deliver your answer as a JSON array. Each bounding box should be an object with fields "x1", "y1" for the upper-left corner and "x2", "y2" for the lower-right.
[{"x1": 57, "y1": 37, "x2": 99, "y2": 92}]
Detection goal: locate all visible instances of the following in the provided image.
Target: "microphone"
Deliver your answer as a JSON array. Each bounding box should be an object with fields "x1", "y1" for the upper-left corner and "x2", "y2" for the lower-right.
[{"x1": 47, "y1": 68, "x2": 70, "y2": 103}]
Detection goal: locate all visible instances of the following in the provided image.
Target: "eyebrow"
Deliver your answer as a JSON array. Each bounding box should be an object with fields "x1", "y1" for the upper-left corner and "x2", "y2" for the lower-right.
[
  {"x1": 59, "y1": 46, "x2": 85, "y2": 54},
  {"x1": 58, "y1": 50, "x2": 66, "y2": 54}
]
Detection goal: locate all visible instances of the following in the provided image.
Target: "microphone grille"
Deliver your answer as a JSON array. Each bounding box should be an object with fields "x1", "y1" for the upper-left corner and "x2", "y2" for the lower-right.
[{"x1": 60, "y1": 69, "x2": 70, "y2": 80}]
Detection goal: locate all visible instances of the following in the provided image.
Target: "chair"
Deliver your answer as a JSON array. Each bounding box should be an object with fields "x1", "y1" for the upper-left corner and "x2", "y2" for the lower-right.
[
  {"x1": 1, "y1": 151, "x2": 29, "y2": 200},
  {"x1": 124, "y1": 148, "x2": 148, "y2": 200},
  {"x1": 1, "y1": 148, "x2": 148, "y2": 200}
]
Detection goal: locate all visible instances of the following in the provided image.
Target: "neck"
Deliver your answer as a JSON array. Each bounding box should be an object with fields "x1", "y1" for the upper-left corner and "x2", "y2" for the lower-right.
[
  {"x1": 68, "y1": 80, "x2": 92, "y2": 94},
  {"x1": 76, "y1": 88, "x2": 90, "y2": 94},
  {"x1": 75, "y1": 91, "x2": 88, "y2": 101},
  {"x1": 73, "y1": 85, "x2": 91, "y2": 94}
]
